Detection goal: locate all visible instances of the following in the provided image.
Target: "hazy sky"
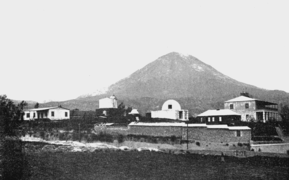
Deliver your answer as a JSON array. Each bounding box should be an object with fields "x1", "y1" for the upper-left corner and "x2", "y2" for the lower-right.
[{"x1": 1, "y1": 1, "x2": 289, "y2": 102}]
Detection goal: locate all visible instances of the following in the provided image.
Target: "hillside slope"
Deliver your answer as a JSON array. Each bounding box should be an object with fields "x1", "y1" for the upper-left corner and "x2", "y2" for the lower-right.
[{"x1": 42, "y1": 52, "x2": 289, "y2": 115}]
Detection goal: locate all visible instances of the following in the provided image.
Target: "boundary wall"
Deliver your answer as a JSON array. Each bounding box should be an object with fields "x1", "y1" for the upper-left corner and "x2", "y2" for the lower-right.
[{"x1": 128, "y1": 122, "x2": 251, "y2": 145}]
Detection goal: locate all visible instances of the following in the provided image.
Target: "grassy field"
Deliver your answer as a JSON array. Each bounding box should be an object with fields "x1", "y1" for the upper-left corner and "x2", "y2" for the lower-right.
[{"x1": 21, "y1": 150, "x2": 289, "y2": 180}]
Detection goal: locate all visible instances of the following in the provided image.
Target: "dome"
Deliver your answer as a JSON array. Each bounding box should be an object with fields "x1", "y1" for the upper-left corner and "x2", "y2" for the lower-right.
[{"x1": 161, "y1": 100, "x2": 181, "y2": 111}]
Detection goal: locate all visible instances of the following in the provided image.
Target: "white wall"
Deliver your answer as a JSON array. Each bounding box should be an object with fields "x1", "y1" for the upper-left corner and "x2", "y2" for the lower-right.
[
  {"x1": 47, "y1": 108, "x2": 70, "y2": 120},
  {"x1": 23, "y1": 110, "x2": 37, "y2": 120},
  {"x1": 99, "y1": 98, "x2": 117, "y2": 108},
  {"x1": 151, "y1": 110, "x2": 179, "y2": 120}
]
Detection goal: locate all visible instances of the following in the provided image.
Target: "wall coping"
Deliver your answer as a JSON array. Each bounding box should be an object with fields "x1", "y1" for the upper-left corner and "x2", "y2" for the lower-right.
[
  {"x1": 251, "y1": 143, "x2": 289, "y2": 147},
  {"x1": 128, "y1": 122, "x2": 251, "y2": 130}
]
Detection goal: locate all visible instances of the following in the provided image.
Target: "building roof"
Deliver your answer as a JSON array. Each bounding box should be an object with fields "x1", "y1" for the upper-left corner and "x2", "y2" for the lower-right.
[
  {"x1": 129, "y1": 109, "x2": 139, "y2": 115},
  {"x1": 24, "y1": 106, "x2": 70, "y2": 111},
  {"x1": 225, "y1": 96, "x2": 258, "y2": 103},
  {"x1": 197, "y1": 109, "x2": 241, "y2": 117},
  {"x1": 225, "y1": 95, "x2": 277, "y2": 105}
]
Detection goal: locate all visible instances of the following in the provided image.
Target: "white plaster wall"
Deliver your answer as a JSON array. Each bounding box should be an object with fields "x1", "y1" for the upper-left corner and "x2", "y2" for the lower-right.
[
  {"x1": 47, "y1": 108, "x2": 70, "y2": 120},
  {"x1": 162, "y1": 100, "x2": 181, "y2": 111},
  {"x1": 99, "y1": 98, "x2": 117, "y2": 108},
  {"x1": 151, "y1": 110, "x2": 179, "y2": 120},
  {"x1": 23, "y1": 110, "x2": 37, "y2": 120}
]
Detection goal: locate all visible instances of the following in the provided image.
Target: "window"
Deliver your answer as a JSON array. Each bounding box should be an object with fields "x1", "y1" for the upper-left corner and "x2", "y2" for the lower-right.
[
  {"x1": 246, "y1": 114, "x2": 249, "y2": 121},
  {"x1": 51, "y1": 111, "x2": 54, "y2": 117},
  {"x1": 65, "y1": 112, "x2": 68, "y2": 117},
  {"x1": 230, "y1": 104, "x2": 234, "y2": 109},
  {"x1": 33, "y1": 113, "x2": 35, "y2": 117},
  {"x1": 212, "y1": 117, "x2": 215, "y2": 122},
  {"x1": 236, "y1": 130, "x2": 241, "y2": 137},
  {"x1": 208, "y1": 117, "x2": 211, "y2": 122},
  {"x1": 26, "y1": 113, "x2": 30, "y2": 118},
  {"x1": 219, "y1": 117, "x2": 222, "y2": 122},
  {"x1": 168, "y1": 104, "x2": 172, "y2": 109},
  {"x1": 245, "y1": 103, "x2": 249, "y2": 109}
]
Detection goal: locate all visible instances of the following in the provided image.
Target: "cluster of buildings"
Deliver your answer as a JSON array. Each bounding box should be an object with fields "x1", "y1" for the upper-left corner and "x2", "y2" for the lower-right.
[
  {"x1": 198, "y1": 94, "x2": 280, "y2": 123},
  {"x1": 21, "y1": 93, "x2": 283, "y2": 151},
  {"x1": 23, "y1": 93, "x2": 280, "y2": 123}
]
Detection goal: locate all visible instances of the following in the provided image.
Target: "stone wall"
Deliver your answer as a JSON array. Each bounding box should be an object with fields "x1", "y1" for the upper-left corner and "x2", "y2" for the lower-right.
[
  {"x1": 128, "y1": 125, "x2": 182, "y2": 137},
  {"x1": 251, "y1": 143, "x2": 289, "y2": 154},
  {"x1": 182, "y1": 127, "x2": 251, "y2": 144},
  {"x1": 128, "y1": 124, "x2": 251, "y2": 146}
]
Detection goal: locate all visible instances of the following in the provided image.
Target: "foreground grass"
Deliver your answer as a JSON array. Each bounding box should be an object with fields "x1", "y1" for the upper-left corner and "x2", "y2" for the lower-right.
[{"x1": 23, "y1": 150, "x2": 289, "y2": 180}]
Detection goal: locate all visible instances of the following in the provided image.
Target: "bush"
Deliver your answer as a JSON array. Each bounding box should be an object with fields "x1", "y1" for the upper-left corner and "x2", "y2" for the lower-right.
[
  {"x1": 196, "y1": 142, "x2": 200, "y2": 146},
  {"x1": 117, "y1": 134, "x2": 125, "y2": 143},
  {"x1": 39, "y1": 131, "x2": 45, "y2": 139},
  {"x1": 170, "y1": 135, "x2": 177, "y2": 142}
]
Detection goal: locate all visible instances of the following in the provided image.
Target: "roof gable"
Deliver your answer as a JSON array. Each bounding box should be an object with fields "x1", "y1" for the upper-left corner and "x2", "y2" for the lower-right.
[
  {"x1": 197, "y1": 109, "x2": 241, "y2": 117},
  {"x1": 225, "y1": 96, "x2": 258, "y2": 103},
  {"x1": 25, "y1": 106, "x2": 70, "y2": 111}
]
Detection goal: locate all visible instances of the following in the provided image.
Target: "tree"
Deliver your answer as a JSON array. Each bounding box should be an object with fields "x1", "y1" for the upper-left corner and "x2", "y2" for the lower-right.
[
  {"x1": 280, "y1": 104, "x2": 289, "y2": 122},
  {"x1": 0, "y1": 95, "x2": 27, "y2": 135},
  {"x1": 34, "y1": 102, "x2": 39, "y2": 108}
]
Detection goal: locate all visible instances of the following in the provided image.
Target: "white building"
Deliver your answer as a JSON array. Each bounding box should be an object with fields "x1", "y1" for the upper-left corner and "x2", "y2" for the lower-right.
[
  {"x1": 99, "y1": 95, "x2": 118, "y2": 109},
  {"x1": 129, "y1": 109, "x2": 139, "y2": 115},
  {"x1": 23, "y1": 107, "x2": 70, "y2": 121},
  {"x1": 151, "y1": 99, "x2": 189, "y2": 121}
]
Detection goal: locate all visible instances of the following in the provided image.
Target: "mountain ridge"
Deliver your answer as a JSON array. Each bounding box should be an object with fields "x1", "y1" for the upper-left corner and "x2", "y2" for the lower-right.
[{"x1": 41, "y1": 52, "x2": 289, "y2": 115}]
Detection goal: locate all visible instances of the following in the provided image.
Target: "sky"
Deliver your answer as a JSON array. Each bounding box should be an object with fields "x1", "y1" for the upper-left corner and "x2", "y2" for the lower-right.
[{"x1": 1, "y1": 0, "x2": 289, "y2": 102}]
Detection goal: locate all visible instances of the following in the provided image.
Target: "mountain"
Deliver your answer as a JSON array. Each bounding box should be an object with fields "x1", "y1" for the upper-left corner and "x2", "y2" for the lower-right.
[
  {"x1": 42, "y1": 52, "x2": 289, "y2": 115},
  {"x1": 107, "y1": 52, "x2": 256, "y2": 98}
]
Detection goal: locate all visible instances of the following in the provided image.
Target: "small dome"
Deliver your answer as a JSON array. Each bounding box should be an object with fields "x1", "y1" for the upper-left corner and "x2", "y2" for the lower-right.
[{"x1": 162, "y1": 100, "x2": 181, "y2": 111}]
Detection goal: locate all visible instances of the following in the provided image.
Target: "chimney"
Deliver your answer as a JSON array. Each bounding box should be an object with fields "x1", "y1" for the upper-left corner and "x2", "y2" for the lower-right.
[{"x1": 240, "y1": 92, "x2": 250, "y2": 97}]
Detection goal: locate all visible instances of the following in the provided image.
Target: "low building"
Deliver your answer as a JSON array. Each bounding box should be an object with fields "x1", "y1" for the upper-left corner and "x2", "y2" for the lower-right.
[
  {"x1": 224, "y1": 94, "x2": 280, "y2": 122},
  {"x1": 197, "y1": 109, "x2": 241, "y2": 124},
  {"x1": 151, "y1": 99, "x2": 189, "y2": 121},
  {"x1": 23, "y1": 106, "x2": 70, "y2": 120}
]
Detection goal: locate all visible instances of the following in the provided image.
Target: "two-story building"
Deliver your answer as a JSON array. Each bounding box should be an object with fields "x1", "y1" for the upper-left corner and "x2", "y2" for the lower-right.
[{"x1": 224, "y1": 95, "x2": 279, "y2": 122}]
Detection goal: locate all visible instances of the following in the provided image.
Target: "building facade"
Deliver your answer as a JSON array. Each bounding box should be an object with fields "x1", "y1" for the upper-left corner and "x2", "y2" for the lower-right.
[
  {"x1": 224, "y1": 95, "x2": 279, "y2": 122},
  {"x1": 99, "y1": 95, "x2": 118, "y2": 109},
  {"x1": 197, "y1": 109, "x2": 241, "y2": 124},
  {"x1": 151, "y1": 99, "x2": 189, "y2": 121},
  {"x1": 23, "y1": 107, "x2": 70, "y2": 120}
]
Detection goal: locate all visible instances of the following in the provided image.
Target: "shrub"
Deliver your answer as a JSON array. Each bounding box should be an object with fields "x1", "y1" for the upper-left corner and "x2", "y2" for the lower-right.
[
  {"x1": 196, "y1": 142, "x2": 200, "y2": 146},
  {"x1": 98, "y1": 132, "x2": 113, "y2": 143},
  {"x1": 170, "y1": 135, "x2": 177, "y2": 142},
  {"x1": 237, "y1": 143, "x2": 243, "y2": 147},
  {"x1": 39, "y1": 131, "x2": 45, "y2": 139},
  {"x1": 151, "y1": 138, "x2": 158, "y2": 144},
  {"x1": 58, "y1": 133, "x2": 66, "y2": 141},
  {"x1": 72, "y1": 132, "x2": 80, "y2": 141},
  {"x1": 117, "y1": 134, "x2": 125, "y2": 143}
]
